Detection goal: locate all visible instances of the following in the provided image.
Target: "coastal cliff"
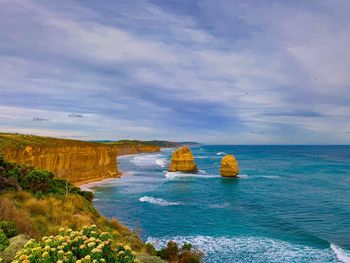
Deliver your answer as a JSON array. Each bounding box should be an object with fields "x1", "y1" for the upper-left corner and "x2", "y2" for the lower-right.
[
  {"x1": 220, "y1": 154, "x2": 239, "y2": 177},
  {"x1": 168, "y1": 146, "x2": 197, "y2": 172},
  {"x1": 0, "y1": 133, "x2": 119, "y2": 184},
  {"x1": 114, "y1": 143, "x2": 160, "y2": 156}
]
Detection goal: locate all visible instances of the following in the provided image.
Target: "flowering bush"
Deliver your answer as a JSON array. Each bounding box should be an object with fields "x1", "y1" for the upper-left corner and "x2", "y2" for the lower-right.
[{"x1": 12, "y1": 225, "x2": 138, "y2": 263}]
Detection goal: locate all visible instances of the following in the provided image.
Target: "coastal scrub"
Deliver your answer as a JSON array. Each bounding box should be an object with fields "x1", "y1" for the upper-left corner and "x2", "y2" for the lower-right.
[{"x1": 13, "y1": 225, "x2": 137, "y2": 263}]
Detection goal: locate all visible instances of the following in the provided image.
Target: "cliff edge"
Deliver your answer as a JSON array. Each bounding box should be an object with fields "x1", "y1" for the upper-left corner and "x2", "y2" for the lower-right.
[{"x1": 0, "y1": 133, "x2": 119, "y2": 184}]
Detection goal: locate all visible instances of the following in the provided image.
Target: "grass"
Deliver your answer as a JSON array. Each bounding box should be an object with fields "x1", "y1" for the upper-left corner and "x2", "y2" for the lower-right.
[
  {"x1": 0, "y1": 191, "x2": 141, "y2": 246},
  {"x1": 0, "y1": 133, "x2": 107, "y2": 150}
]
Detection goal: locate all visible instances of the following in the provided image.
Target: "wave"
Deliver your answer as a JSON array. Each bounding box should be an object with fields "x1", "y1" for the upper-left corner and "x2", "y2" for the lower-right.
[
  {"x1": 235, "y1": 174, "x2": 279, "y2": 180},
  {"x1": 155, "y1": 158, "x2": 167, "y2": 168},
  {"x1": 195, "y1": 156, "x2": 209, "y2": 159},
  {"x1": 331, "y1": 244, "x2": 350, "y2": 263},
  {"x1": 131, "y1": 154, "x2": 167, "y2": 167},
  {"x1": 216, "y1": 152, "x2": 226, "y2": 156},
  {"x1": 208, "y1": 203, "x2": 230, "y2": 209},
  {"x1": 261, "y1": 175, "x2": 281, "y2": 179},
  {"x1": 164, "y1": 172, "x2": 218, "y2": 180},
  {"x1": 139, "y1": 196, "x2": 181, "y2": 206},
  {"x1": 79, "y1": 178, "x2": 118, "y2": 192},
  {"x1": 147, "y1": 236, "x2": 340, "y2": 262}
]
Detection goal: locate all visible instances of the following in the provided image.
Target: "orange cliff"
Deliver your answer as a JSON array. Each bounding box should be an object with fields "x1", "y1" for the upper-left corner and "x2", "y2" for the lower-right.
[
  {"x1": 168, "y1": 146, "x2": 197, "y2": 173},
  {"x1": 114, "y1": 143, "x2": 160, "y2": 156},
  {"x1": 0, "y1": 133, "x2": 120, "y2": 185},
  {"x1": 220, "y1": 154, "x2": 239, "y2": 177}
]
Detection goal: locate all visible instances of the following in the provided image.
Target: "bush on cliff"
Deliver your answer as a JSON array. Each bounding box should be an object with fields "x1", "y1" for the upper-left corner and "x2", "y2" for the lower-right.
[
  {"x1": 13, "y1": 225, "x2": 138, "y2": 263},
  {"x1": 0, "y1": 221, "x2": 18, "y2": 239},
  {"x1": 0, "y1": 155, "x2": 93, "y2": 201},
  {"x1": 21, "y1": 170, "x2": 54, "y2": 192},
  {"x1": 157, "y1": 241, "x2": 203, "y2": 263},
  {"x1": 0, "y1": 230, "x2": 9, "y2": 252}
]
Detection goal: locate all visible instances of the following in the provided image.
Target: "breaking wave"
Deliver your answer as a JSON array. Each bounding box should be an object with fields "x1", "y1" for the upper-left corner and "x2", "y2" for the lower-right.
[
  {"x1": 147, "y1": 236, "x2": 341, "y2": 263},
  {"x1": 164, "y1": 172, "x2": 218, "y2": 180},
  {"x1": 131, "y1": 154, "x2": 167, "y2": 167},
  {"x1": 155, "y1": 158, "x2": 167, "y2": 168},
  {"x1": 331, "y1": 243, "x2": 350, "y2": 263},
  {"x1": 139, "y1": 196, "x2": 181, "y2": 206}
]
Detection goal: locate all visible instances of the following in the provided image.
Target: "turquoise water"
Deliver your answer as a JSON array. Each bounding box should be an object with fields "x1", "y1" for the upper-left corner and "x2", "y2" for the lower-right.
[{"x1": 87, "y1": 146, "x2": 350, "y2": 262}]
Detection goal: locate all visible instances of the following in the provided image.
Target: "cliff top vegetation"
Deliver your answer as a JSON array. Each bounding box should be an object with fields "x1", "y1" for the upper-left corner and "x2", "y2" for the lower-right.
[{"x1": 0, "y1": 133, "x2": 111, "y2": 150}]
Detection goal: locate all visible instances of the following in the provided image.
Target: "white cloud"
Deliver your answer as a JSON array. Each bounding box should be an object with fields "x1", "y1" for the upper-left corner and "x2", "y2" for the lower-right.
[{"x1": 0, "y1": 0, "x2": 349, "y2": 143}]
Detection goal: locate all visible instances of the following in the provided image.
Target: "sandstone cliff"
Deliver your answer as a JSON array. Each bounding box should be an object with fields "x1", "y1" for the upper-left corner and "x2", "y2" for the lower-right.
[
  {"x1": 114, "y1": 143, "x2": 160, "y2": 156},
  {"x1": 0, "y1": 133, "x2": 119, "y2": 184},
  {"x1": 220, "y1": 154, "x2": 239, "y2": 177},
  {"x1": 168, "y1": 146, "x2": 197, "y2": 172}
]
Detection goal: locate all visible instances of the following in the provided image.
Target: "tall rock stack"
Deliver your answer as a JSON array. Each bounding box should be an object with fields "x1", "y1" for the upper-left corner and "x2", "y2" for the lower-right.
[
  {"x1": 168, "y1": 146, "x2": 198, "y2": 173},
  {"x1": 220, "y1": 154, "x2": 239, "y2": 177}
]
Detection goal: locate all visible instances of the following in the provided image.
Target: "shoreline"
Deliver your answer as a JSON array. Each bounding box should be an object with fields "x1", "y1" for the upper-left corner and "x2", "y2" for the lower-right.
[{"x1": 78, "y1": 150, "x2": 164, "y2": 190}]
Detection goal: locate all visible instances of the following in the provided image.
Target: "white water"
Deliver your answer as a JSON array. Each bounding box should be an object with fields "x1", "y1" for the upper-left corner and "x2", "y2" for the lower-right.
[
  {"x1": 131, "y1": 154, "x2": 167, "y2": 167},
  {"x1": 164, "y1": 171, "x2": 218, "y2": 180},
  {"x1": 331, "y1": 244, "x2": 350, "y2": 263},
  {"x1": 139, "y1": 196, "x2": 181, "y2": 206},
  {"x1": 147, "y1": 236, "x2": 341, "y2": 262}
]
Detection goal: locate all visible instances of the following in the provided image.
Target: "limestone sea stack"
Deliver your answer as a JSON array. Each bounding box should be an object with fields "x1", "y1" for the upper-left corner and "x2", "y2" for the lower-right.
[
  {"x1": 168, "y1": 146, "x2": 198, "y2": 173},
  {"x1": 220, "y1": 154, "x2": 239, "y2": 177}
]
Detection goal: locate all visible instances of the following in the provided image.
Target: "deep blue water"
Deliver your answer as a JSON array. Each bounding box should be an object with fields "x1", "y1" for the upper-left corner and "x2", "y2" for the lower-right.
[{"x1": 86, "y1": 146, "x2": 350, "y2": 262}]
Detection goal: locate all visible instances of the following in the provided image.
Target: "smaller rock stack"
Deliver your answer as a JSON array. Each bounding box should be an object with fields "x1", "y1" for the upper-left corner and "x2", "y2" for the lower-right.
[
  {"x1": 168, "y1": 146, "x2": 198, "y2": 173},
  {"x1": 220, "y1": 154, "x2": 239, "y2": 177}
]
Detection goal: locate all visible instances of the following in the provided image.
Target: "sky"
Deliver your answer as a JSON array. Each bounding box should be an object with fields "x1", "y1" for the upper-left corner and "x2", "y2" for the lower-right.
[{"x1": 1, "y1": 0, "x2": 350, "y2": 144}]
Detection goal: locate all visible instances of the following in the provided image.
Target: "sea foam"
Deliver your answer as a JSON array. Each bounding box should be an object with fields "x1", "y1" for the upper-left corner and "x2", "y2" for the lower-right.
[
  {"x1": 131, "y1": 153, "x2": 168, "y2": 168},
  {"x1": 164, "y1": 172, "x2": 217, "y2": 180},
  {"x1": 147, "y1": 236, "x2": 340, "y2": 263},
  {"x1": 139, "y1": 196, "x2": 181, "y2": 206},
  {"x1": 155, "y1": 158, "x2": 167, "y2": 168},
  {"x1": 331, "y1": 243, "x2": 350, "y2": 263}
]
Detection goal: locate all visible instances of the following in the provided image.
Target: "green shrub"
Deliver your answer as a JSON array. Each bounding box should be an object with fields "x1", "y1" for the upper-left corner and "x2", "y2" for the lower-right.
[
  {"x1": 156, "y1": 241, "x2": 203, "y2": 263},
  {"x1": 13, "y1": 225, "x2": 138, "y2": 263},
  {"x1": 0, "y1": 229, "x2": 9, "y2": 252},
  {"x1": 181, "y1": 243, "x2": 192, "y2": 251},
  {"x1": 21, "y1": 170, "x2": 54, "y2": 192},
  {"x1": 0, "y1": 221, "x2": 18, "y2": 238},
  {"x1": 78, "y1": 190, "x2": 94, "y2": 202},
  {"x1": 0, "y1": 156, "x2": 93, "y2": 201},
  {"x1": 144, "y1": 243, "x2": 157, "y2": 256}
]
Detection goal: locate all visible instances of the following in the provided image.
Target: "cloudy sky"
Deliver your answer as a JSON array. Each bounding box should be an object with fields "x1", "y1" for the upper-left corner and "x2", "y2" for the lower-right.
[{"x1": 1, "y1": 0, "x2": 350, "y2": 144}]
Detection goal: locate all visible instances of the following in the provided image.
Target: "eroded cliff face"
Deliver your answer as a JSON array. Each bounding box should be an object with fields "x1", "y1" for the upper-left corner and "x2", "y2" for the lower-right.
[
  {"x1": 168, "y1": 146, "x2": 197, "y2": 172},
  {"x1": 115, "y1": 144, "x2": 160, "y2": 156},
  {"x1": 220, "y1": 154, "x2": 239, "y2": 177},
  {"x1": 0, "y1": 134, "x2": 119, "y2": 184}
]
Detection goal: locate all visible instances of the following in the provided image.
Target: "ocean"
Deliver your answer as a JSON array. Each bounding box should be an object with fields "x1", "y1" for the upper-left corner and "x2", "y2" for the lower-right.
[{"x1": 85, "y1": 145, "x2": 350, "y2": 262}]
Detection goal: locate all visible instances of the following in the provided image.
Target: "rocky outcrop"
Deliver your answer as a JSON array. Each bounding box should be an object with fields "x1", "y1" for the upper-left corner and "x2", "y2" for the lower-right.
[
  {"x1": 220, "y1": 154, "x2": 239, "y2": 177},
  {"x1": 168, "y1": 146, "x2": 197, "y2": 172},
  {"x1": 0, "y1": 134, "x2": 119, "y2": 184}
]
